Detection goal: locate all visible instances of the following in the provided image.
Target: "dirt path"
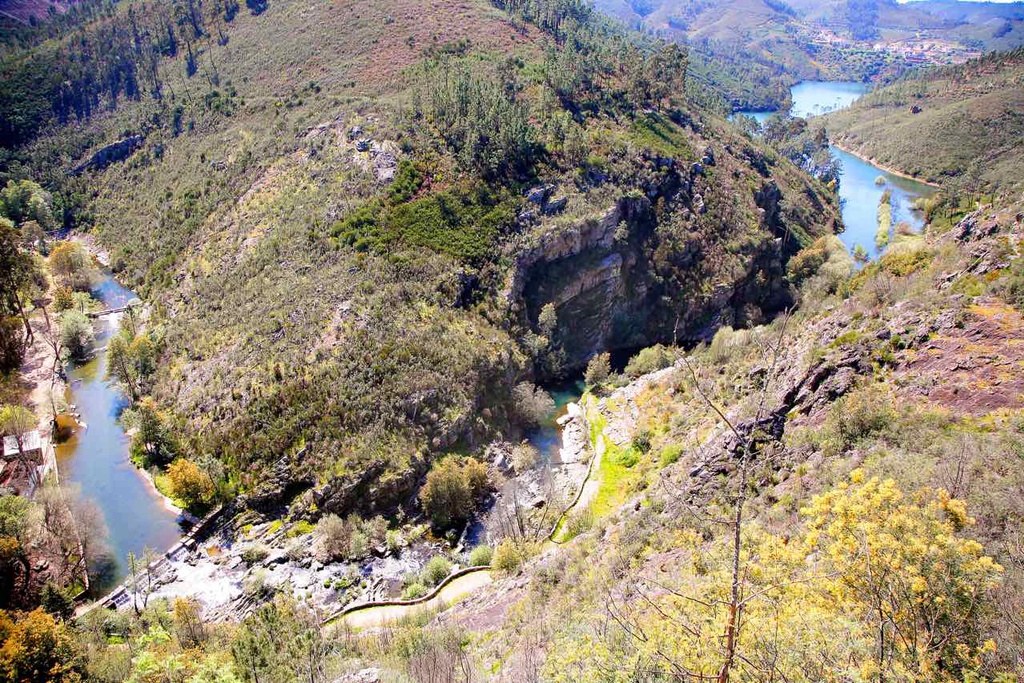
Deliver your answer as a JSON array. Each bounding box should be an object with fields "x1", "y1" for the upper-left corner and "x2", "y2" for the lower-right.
[{"x1": 19, "y1": 304, "x2": 62, "y2": 432}]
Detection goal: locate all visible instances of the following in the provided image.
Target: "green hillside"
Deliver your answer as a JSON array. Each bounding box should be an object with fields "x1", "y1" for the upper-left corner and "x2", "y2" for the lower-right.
[
  {"x1": 596, "y1": 0, "x2": 1024, "y2": 109},
  {"x1": 0, "y1": 0, "x2": 838, "y2": 529},
  {"x1": 1, "y1": 0, "x2": 1024, "y2": 681},
  {"x1": 822, "y1": 48, "x2": 1024, "y2": 191}
]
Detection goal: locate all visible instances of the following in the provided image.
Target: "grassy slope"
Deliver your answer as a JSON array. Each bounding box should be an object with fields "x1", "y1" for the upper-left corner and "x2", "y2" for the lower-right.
[
  {"x1": 821, "y1": 49, "x2": 1024, "y2": 190},
  {"x1": 442, "y1": 198, "x2": 1024, "y2": 681}
]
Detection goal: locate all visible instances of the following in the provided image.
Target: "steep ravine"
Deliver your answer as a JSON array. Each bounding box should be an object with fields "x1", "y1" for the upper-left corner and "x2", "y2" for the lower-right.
[{"x1": 510, "y1": 167, "x2": 809, "y2": 375}]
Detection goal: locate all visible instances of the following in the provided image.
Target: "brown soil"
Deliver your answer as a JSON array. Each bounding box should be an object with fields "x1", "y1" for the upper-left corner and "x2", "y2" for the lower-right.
[
  {"x1": 897, "y1": 299, "x2": 1024, "y2": 416},
  {"x1": 18, "y1": 301, "x2": 63, "y2": 432},
  {"x1": 344, "y1": 0, "x2": 540, "y2": 89}
]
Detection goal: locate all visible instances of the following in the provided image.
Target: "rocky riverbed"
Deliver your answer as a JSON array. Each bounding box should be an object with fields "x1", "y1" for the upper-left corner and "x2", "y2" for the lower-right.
[{"x1": 115, "y1": 399, "x2": 595, "y2": 622}]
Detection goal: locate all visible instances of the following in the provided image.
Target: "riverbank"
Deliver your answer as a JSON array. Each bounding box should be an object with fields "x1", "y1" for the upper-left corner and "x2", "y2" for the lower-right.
[
  {"x1": 54, "y1": 263, "x2": 183, "y2": 591},
  {"x1": 18, "y1": 299, "x2": 64, "y2": 435},
  {"x1": 832, "y1": 141, "x2": 941, "y2": 188}
]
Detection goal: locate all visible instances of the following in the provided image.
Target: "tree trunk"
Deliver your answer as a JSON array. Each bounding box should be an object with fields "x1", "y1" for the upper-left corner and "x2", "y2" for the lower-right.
[{"x1": 718, "y1": 458, "x2": 747, "y2": 683}]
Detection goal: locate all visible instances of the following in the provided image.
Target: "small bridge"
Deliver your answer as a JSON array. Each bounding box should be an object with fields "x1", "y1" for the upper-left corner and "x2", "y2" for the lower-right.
[{"x1": 86, "y1": 305, "x2": 130, "y2": 319}]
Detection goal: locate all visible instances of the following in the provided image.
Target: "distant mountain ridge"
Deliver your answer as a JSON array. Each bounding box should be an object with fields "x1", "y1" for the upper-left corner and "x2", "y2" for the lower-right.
[{"x1": 596, "y1": 0, "x2": 1024, "y2": 109}]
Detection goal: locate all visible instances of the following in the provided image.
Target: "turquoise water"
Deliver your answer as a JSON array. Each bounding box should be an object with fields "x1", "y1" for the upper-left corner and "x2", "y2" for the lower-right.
[
  {"x1": 734, "y1": 80, "x2": 934, "y2": 259},
  {"x1": 56, "y1": 276, "x2": 183, "y2": 593},
  {"x1": 528, "y1": 380, "x2": 586, "y2": 466}
]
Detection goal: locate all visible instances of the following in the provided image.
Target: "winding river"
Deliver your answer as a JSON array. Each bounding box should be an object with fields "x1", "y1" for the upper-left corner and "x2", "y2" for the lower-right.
[
  {"x1": 58, "y1": 83, "x2": 931, "y2": 605},
  {"x1": 56, "y1": 275, "x2": 183, "y2": 593},
  {"x1": 736, "y1": 80, "x2": 937, "y2": 258}
]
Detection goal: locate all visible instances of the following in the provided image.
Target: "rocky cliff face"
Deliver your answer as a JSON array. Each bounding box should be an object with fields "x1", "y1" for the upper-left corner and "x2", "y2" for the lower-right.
[{"x1": 507, "y1": 153, "x2": 807, "y2": 375}]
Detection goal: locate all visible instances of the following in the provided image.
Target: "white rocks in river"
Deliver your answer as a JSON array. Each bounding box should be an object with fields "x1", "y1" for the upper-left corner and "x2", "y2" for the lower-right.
[{"x1": 557, "y1": 402, "x2": 588, "y2": 465}]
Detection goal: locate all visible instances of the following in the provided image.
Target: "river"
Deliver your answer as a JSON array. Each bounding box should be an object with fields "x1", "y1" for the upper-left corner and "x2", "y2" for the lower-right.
[
  {"x1": 55, "y1": 275, "x2": 183, "y2": 593},
  {"x1": 527, "y1": 380, "x2": 586, "y2": 468},
  {"x1": 735, "y1": 80, "x2": 937, "y2": 258}
]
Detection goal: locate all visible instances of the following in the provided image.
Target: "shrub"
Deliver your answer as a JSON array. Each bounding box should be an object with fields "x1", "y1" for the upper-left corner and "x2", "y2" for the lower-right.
[
  {"x1": 40, "y1": 582, "x2": 75, "y2": 621},
  {"x1": 511, "y1": 382, "x2": 555, "y2": 427},
  {"x1": 167, "y1": 458, "x2": 215, "y2": 510},
  {"x1": 612, "y1": 446, "x2": 640, "y2": 468},
  {"x1": 631, "y1": 430, "x2": 652, "y2": 454},
  {"x1": 385, "y1": 529, "x2": 403, "y2": 554},
  {"x1": 402, "y1": 582, "x2": 428, "y2": 600},
  {"x1": 625, "y1": 344, "x2": 672, "y2": 378},
  {"x1": 878, "y1": 247, "x2": 933, "y2": 277},
  {"x1": 511, "y1": 442, "x2": 540, "y2": 473},
  {"x1": 659, "y1": 443, "x2": 683, "y2": 467},
  {"x1": 787, "y1": 238, "x2": 829, "y2": 284},
  {"x1": 362, "y1": 516, "x2": 389, "y2": 548},
  {"x1": 538, "y1": 303, "x2": 558, "y2": 337},
  {"x1": 1005, "y1": 265, "x2": 1024, "y2": 311},
  {"x1": 585, "y1": 352, "x2": 611, "y2": 388},
  {"x1": 421, "y1": 556, "x2": 452, "y2": 586},
  {"x1": 289, "y1": 520, "x2": 315, "y2": 537},
  {"x1": 313, "y1": 514, "x2": 351, "y2": 562},
  {"x1": 241, "y1": 545, "x2": 269, "y2": 565},
  {"x1": 419, "y1": 457, "x2": 490, "y2": 531},
  {"x1": 284, "y1": 540, "x2": 307, "y2": 562},
  {"x1": 52, "y1": 286, "x2": 74, "y2": 312},
  {"x1": 468, "y1": 545, "x2": 493, "y2": 567},
  {"x1": 242, "y1": 568, "x2": 270, "y2": 596},
  {"x1": 492, "y1": 539, "x2": 526, "y2": 575},
  {"x1": 49, "y1": 241, "x2": 93, "y2": 290},
  {"x1": 348, "y1": 528, "x2": 369, "y2": 559},
  {"x1": 821, "y1": 385, "x2": 895, "y2": 456},
  {"x1": 563, "y1": 508, "x2": 594, "y2": 541}
]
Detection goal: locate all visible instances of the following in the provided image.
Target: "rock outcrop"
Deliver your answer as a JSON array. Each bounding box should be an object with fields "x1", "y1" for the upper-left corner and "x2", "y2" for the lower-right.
[
  {"x1": 506, "y1": 178, "x2": 798, "y2": 375},
  {"x1": 72, "y1": 135, "x2": 144, "y2": 175}
]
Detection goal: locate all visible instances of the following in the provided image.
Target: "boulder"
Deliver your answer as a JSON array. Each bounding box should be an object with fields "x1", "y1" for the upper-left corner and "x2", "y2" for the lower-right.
[
  {"x1": 542, "y1": 195, "x2": 568, "y2": 215},
  {"x1": 333, "y1": 668, "x2": 381, "y2": 683},
  {"x1": 702, "y1": 145, "x2": 716, "y2": 166},
  {"x1": 525, "y1": 184, "x2": 554, "y2": 205}
]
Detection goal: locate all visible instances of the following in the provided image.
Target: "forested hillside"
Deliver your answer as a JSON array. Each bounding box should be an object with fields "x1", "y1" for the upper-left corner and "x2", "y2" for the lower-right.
[
  {"x1": 0, "y1": 0, "x2": 837, "y2": 556},
  {"x1": 2, "y1": 0, "x2": 1024, "y2": 681},
  {"x1": 822, "y1": 48, "x2": 1024, "y2": 192}
]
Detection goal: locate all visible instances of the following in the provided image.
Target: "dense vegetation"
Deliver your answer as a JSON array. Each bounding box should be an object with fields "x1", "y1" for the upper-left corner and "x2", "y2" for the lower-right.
[
  {"x1": 0, "y1": 0, "x2": 1022, "y2": 680},
  {"x1": 3, "y1": 193, "x2": 1023, "y2": 682},
  {"x1": 0, "y1": 0, "x2": 842, "y2": 531}
]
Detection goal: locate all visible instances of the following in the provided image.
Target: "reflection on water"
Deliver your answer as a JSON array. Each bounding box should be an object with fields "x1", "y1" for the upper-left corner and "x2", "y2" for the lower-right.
[
  {"x1": 735, "y1": 81, "x2": 870, "y2": 122},
  {"x1": 55, "y1": 275, "x2": 183, "y2": 594},
  {"x1": 526, "y1": 379, "x2": 586, "y2": 467},
  {"x1": 789, "y1": 81, "x2": 869, "y2": 118},
  {"x1": 831, "y1": 147, "x2": 937, "y2": 259},
  {"x1": 734, "y1": 80, "x2": 935, "y2": 260}
]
